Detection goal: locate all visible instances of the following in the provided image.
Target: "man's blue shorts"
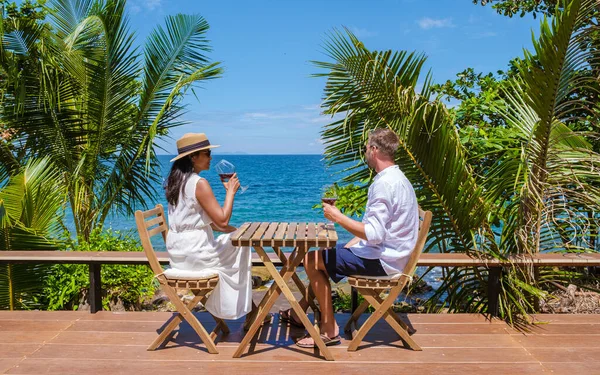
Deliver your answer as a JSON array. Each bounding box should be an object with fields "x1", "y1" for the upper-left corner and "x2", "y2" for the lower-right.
[{"x1": 322, "y1": 244, "x2": 387, "y2": 283}]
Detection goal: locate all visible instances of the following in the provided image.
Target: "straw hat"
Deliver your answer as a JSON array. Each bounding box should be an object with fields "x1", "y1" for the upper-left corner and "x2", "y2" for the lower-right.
[{"x1": 170, "y1": 133, "x2": 220, "y2": 162}]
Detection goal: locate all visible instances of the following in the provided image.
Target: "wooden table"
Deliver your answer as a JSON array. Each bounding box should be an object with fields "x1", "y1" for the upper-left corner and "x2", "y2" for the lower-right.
[{"x1": 230, "y1": 222, "x2": 338, "y2": 361}]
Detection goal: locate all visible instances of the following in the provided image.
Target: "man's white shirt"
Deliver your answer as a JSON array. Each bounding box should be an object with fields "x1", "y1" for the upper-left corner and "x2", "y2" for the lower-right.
[{"x1": 348, "y1": 165, "x2": 419, "y2": 275}]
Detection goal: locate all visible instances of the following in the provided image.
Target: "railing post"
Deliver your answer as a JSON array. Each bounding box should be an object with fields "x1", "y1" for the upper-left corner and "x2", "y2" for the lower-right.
[
  {"x1": 488, "y1": 267, "x2": 501, "y2": 318},
  {"x1": 350, "y1": 286, "x2": 358, "y2": 313},
  {"x1": 89, "y1": 263, "x2": 102, "y2": 313}
]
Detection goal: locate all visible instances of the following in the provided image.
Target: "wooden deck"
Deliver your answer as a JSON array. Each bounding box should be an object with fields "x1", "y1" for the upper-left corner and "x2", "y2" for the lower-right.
[{"x1": 0, "y1": 311, "x2": 598, "y2": 374}]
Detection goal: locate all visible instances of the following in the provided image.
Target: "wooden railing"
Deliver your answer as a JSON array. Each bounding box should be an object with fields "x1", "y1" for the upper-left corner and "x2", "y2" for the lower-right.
[{"x1": 1, "y1": 251, "x2": 599, "y2": 315}]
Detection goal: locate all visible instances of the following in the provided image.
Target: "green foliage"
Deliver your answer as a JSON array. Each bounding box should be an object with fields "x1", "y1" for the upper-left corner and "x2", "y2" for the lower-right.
[
  {"x1": 0, "y1": 0, "x2": 222, "y2": 240},
  {"x1": 40, "y1": 229, "x2": 156, "y2": 311},
  {"x1": 473, "y1": 0, "x2": 557, "y2": 18},
  {"x1": 432, "y1": 66, "x2": 523, "y2": 176},
  {"x1": 332, "y1": 289, "x2": 371, "y2": 313},
  {"x1": 314, "y1": 183, "x2": 368, "y2": 218},
  {"x1": 0, "y1": 157, "x2": 65, "y2": 310}
]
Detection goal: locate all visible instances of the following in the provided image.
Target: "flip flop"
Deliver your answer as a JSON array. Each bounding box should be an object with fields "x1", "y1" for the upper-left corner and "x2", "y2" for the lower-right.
[
  {"x1": 295, "y1": 333, "x2": 341, "y2": 348},
  {"x1": 279, "y1": 308, "x2": 304, "y2": 328}
]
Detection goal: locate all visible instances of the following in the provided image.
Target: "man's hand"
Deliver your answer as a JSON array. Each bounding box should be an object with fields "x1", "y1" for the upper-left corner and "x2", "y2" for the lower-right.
[
  {"x1": 324, "y1": 203, "x2": 368, "y2": 241},
  {"x1": 323, "y1": 203, "x2": 343, "y2": 223}
]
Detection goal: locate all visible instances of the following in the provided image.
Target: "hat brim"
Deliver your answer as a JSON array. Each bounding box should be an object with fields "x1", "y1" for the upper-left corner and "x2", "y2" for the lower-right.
[{"x1": 170, "y1": 144, "x2": 220, "y2": 162}]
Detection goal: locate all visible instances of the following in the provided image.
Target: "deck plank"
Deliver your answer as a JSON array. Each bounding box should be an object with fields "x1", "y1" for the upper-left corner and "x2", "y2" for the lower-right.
[
  {"x1": 0, "y1": 343, "x2": 43, "y2": 358},
  {"x1": 0, "y1": 359, "x2": 22, "y2": 374},
  {"x1": 5, "y1": 359, "x2": 547, "y2": 375}
]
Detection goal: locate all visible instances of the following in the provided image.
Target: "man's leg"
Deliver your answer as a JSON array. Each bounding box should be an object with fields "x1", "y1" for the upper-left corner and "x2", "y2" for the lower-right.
[{"x1": 296, "y1": 249, "x2": 339, "y2": 344}]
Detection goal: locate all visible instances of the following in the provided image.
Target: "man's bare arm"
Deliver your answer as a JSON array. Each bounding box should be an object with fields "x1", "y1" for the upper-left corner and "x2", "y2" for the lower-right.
[{"x1": 345, "y1": 236, "x2": 361, "y2": 248}]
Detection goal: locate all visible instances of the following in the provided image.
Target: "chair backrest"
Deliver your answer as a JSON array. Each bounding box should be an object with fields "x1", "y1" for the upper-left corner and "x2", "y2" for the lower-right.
[
  {"x1": 134, "y1": 204, "x2": 169, "y2": 276},
  {"x1": 401, "y1": 207, "x2": 433, "y2": 278}
]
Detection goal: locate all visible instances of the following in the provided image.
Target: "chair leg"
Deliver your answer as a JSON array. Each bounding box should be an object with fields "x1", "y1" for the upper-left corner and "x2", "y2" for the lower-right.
[
  {"x1": 371, "y1": 293, "x2": 411, "y2": 332},
  {"x1": 347, "y1": 286, "x2": 404, "y2": 352},
  {"x1": 161, "y1": 286, "x2": 219, "y2": 354},
  {"x1": 344, "y1": 299, "x2": 369, "y2": 333},
  {"x1": 148, "y1": 311, "x2": 183, "y2": 351},
  {"x1": 361, "y1": 287, "x2": 422, "y2": 351}
]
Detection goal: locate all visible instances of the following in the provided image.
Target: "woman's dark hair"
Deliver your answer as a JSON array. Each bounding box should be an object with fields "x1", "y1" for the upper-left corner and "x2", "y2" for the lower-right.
[{"x1": 165, "y1": 151, "x2": 200, "y2": 205}]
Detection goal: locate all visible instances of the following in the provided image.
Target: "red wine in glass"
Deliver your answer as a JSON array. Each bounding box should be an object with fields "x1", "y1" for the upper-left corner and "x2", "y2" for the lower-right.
[
  {"x1": 215, "y1": 159, "x2": 249, "y2": 193},
  {"x1": 219, "y1": 173, "x2": 235, "y2": 181},
  {"x1": 321, "y1": 197, "x2": 338, "y2": 206}
]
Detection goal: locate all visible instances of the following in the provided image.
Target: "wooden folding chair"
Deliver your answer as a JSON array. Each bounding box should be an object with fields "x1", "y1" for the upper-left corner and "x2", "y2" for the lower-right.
[
  {"x1": 344, "y1": 208, "x2": 432, "y2": 352},
  {"x1": 135, "y1": 204, "x2": 229, "y2": 353}
]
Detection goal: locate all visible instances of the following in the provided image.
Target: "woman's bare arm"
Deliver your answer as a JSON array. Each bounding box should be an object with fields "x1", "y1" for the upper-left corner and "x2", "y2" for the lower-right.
[
  {"x1": 195, "y1": 174, "x2": 240, "y2": 228},
  {"x1": 210, "y1": 223, "x2": 237, "y2": 233}
]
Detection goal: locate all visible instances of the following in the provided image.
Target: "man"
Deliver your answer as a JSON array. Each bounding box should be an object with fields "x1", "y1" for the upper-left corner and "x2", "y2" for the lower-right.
[{"x1": 286, "y1": 128, "x2": 420, "y2": 348}]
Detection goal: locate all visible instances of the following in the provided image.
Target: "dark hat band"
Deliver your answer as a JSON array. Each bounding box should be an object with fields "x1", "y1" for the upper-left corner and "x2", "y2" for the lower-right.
[{"x1": 177, "y1": 140, "x2": 210, "y2": 154}]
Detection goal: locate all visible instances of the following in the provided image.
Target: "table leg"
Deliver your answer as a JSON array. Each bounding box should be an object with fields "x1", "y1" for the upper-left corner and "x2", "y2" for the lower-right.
[
  {"x1": 234, "y1": 246, "x2": 334, "y2": 361},
  {"x1": 233, "y1": 248, "x2": 296, "y2": 358},
  {"x1": 273, "y1": 246, "x2": 319, "y2": 313}
]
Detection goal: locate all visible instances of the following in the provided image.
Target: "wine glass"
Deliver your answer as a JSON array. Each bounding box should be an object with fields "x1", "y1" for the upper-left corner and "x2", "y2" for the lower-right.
[
  {"x1": 214, "y1": 159, "x2": 249, "y2": 194},
  {"x1": 321, "y1": 185, "x2": 338, "y2": 227}
]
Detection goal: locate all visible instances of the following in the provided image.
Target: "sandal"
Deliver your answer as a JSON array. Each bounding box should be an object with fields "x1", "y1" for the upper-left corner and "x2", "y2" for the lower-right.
[
  {"x1": 296, "y1": 333, "x2": 341, "y2": 348},
  {"x1": 279, "y1": 308, "x2": 305, "y2": 328}
]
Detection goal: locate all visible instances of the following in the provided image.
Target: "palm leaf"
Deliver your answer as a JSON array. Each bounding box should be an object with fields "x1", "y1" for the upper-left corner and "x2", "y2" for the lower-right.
[{"x1": 0, "y1": 157, "x2": 65, "y2": 310}]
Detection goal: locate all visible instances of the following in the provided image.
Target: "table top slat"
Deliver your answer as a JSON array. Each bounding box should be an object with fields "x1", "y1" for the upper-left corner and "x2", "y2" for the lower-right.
[
  {"x1": 239, "y1": 222, "x2": 262, "y2": 245},
  {"x1": 306, "y1": 223, "x2": 316, "y2": 241},
  {"x1": 328, "y1": 224, "x2": 338, "y2": 242},
  {"x1": 261, "y1": 223, "x2": 280, "y2": 245},
  {"x1": 284, "y1": 222, "x2": 297, "y2": 246},
  {"x1": 230, "y1": 223, "x2": 251, "y2": 241},
  {"x1": 297, "y1": 222, "x2": 308, "y2": 241},
  {"x1": 316, "y1": 222, "x2": 329, "y2": 247},
  {"x1": 273, "y1": 222, "x2": 288, "y2": 241},
  {"x1": 251, "y1": 222, "x2": 271, "y2": 244}
]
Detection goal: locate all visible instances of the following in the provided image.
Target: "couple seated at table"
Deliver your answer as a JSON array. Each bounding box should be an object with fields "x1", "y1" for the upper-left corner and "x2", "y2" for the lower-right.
[{"x1": 163, "y1": 129, "x2": 420, "y2": 348}]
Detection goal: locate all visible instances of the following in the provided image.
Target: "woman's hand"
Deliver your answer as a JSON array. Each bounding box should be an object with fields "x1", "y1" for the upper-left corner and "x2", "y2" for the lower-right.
[{"x1": 222, "y1": 172, "x2": 240, "y2": 194}]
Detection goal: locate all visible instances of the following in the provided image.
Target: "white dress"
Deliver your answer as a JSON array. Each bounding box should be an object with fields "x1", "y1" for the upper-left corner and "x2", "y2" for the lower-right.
[{"x1": 165, "y1": 174, "x2": 252, "y2": 320}]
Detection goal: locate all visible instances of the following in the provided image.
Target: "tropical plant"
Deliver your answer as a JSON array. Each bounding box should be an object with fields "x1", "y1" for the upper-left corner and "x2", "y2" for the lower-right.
[
  {"x1": 314, "y1": 0, "x2": 600, "y2": 322},
  {"x1": 0, "y1": 157, "x2": 65, "y2": 310},
  {"x1": 0, "y1": 0, "x2": 222, "y2": 240},
  {"x1": 41, "y1": 228, "x2": 156, "y2": 311}
]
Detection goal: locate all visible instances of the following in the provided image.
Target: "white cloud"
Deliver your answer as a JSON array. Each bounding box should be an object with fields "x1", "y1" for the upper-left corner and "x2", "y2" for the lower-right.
[
  {"x1": 349, "y1": 26, "x2": 378, "y2": 38},
  {"x1": 145, "y1": 0, "x2": 162, "y2": 11},
  {"x1": 417, "y1": 17, "x2": 454, "y2": 30},
  {"x1": 128, "y1": 0, "x2": 162, "y2": 14}
]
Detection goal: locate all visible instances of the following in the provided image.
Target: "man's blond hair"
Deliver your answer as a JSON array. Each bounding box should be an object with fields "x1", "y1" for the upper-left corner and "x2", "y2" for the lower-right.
[{"x1": 368, "y1": 128, "x2": 399, "y2": 159}]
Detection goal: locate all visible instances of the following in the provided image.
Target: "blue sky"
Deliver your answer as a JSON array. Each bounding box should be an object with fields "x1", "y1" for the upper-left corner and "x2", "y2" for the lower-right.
[{"x1": 126, "y1": 0, "x2": 540, "y2": 155}]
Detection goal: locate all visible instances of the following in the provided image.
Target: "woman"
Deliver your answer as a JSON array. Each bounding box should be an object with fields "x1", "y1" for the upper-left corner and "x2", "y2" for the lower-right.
[{"x1": 164, "y1": 133, "x2": 252, "y2": 320}]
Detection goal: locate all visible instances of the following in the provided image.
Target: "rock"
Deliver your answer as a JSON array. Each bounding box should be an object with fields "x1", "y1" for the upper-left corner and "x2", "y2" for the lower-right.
[
  {"x1": 77, "y1": 290, "x2": 90, "y2": 311},
  {"x1": 109, "y1": 297, "x2": 126, "y2": 312},
  {"x1": 567, "y1": 284, "x2": 577, "y2": 299},
  {"x1": 151, "y1": 290, "x2": 169, "y2": 306},
  {"x1": 252, "y1": 267, "x2": 273, "y2": 283},
  {"x1": 252, "y1": 275, "x2": 263, "y2": 289}
]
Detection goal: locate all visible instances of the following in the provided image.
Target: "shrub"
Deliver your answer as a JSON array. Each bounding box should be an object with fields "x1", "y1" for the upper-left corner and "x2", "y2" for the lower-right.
[{"x1": 40, "y1": 229, "x2": 157, "y2": 311}]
